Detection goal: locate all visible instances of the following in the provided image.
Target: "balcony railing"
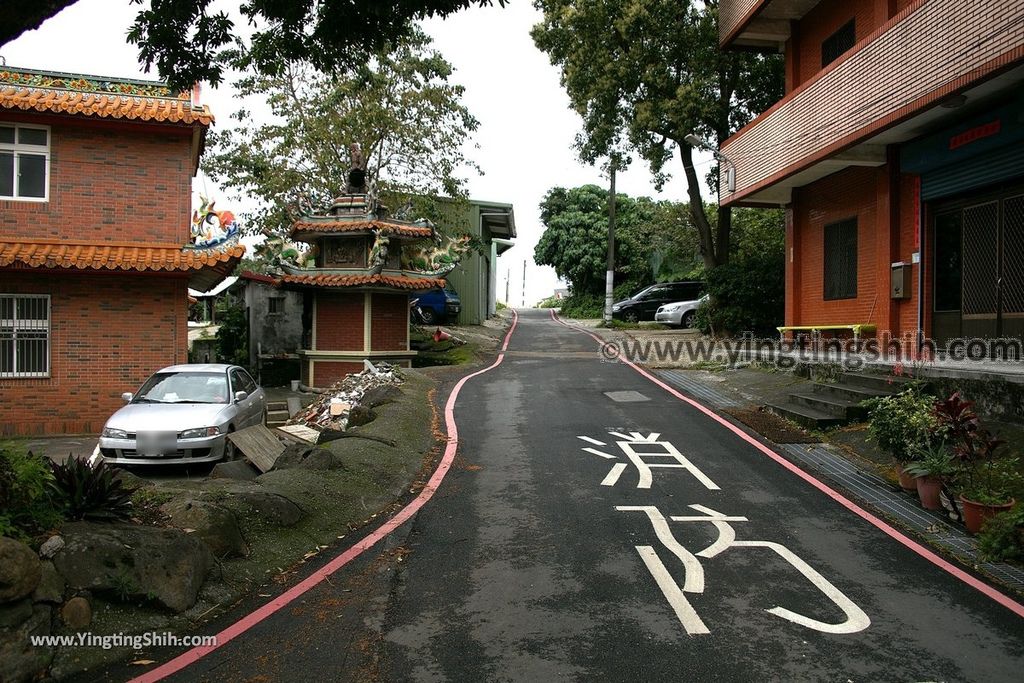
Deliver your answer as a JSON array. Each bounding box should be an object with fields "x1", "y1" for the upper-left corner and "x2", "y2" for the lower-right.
[{"x1": 720, "y1": 0, "x2": 1024, "y2": 204}]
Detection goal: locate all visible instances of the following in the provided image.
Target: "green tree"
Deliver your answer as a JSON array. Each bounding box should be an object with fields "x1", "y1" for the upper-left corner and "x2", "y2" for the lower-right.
[
  {"x1": 2, "y1": 1, "x2": 506, "y2": 91},
  {"x1": 203, "y1": 27, "x2": 479, "y2": 240},
  {"x1": 534, "y1": 184, "x2": 696, "y2": 298},
  {"x1": 532, "y1": 0, "x2": 782, "y2": 271}
]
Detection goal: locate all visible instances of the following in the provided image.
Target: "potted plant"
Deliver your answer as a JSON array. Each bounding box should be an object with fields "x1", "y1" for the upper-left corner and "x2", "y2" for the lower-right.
[
  {"x1": 865, "y1": 388, "x2": 936, "y2": 492},
  {"x1": 904, "y1": 442, "x2": 956, "y2": 511},
  {"x1": 934, "y1": 392, "x2": 1021, "y2": 533}
]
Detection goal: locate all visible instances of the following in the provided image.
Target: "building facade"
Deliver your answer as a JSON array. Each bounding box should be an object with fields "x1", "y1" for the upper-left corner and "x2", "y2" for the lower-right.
[
  {"x1": 441, "y1": 199, "x2": 516, "y2": 325},
  {"x1": 718, "y1": 0, "x2": 1024, "y2": 351},
  {"x1": 0, "y1": 68, "x2": 242, "y2": 435}
]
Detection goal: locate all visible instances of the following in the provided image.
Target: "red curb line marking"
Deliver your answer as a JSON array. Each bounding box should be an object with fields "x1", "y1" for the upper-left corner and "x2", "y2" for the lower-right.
[
  {"x1": 550, "y1": 309, "x2": 1024, "y2": 619},
  {"x1": 130, "y1": 310, "x2": 520, "y2": 683}
]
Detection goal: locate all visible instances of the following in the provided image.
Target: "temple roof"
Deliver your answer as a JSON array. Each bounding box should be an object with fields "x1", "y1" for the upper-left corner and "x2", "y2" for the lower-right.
[
  {"x1": 0, "y1": 67, "x2": 213, "y2": 126},
  {"x1": 0, "y1": 239, "x2": 243, "y2": 291},
  {"x1": 277, "y1": 273, "x2": 443, "y2": 290},
  {"x1": 289, "y1": 218, "x2": 434, "y2": 241}
]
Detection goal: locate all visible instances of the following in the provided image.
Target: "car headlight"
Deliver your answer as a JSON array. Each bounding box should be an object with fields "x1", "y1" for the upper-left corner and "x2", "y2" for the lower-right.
[
  {"x1": 102, "y1": 427, "x2": 128, "y2": 439},
  {"x1": 663, "y1": 304, "x2": 681, "y2": 312},
  {"x1": 612, "y1": 304, "x2": 621, "y2": 312},
  {"x1": 180, "y1": 426, "x2": 222, "y2": 439}
]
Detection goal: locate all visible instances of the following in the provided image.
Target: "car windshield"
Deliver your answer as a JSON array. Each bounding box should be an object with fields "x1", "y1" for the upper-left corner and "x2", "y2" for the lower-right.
[{"x1": 134, "y1": 372, "x2": 229, "y2": 404}]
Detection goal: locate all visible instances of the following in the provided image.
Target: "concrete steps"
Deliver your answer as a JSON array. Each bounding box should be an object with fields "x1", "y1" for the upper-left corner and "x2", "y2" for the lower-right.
[
  {"x1": 767, "y1": 371, "x2": 922, "y2": 430},
  {"x1": 266, "y1": 400, "x2": 290, "y2": 427}
]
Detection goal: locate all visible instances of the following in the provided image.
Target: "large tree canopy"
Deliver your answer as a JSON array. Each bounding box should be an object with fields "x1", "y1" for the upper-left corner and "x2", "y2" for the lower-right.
[
  {"x1": 1, "y1": 0, "x2": 505, "y2": 91},
  {"x1": 534, "y1": 184, "x2": 696, "y2": 298},
  {"x1": 531, "y1": 0, "x2": 782, "y2": 271},
  {"x1": 203, "y1": 27, "x2": 479, "y2": 240}
]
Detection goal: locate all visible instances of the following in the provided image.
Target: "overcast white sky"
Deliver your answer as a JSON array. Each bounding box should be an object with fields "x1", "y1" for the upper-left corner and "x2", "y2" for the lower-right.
[{"x1": 2, "y1": 0, "x2": 713, "y2": 305}]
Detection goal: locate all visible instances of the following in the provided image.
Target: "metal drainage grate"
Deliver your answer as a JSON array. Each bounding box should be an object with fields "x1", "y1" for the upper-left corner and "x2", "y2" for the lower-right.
[
  {"x1": 779, "y1": 443, "x2": 1024, "y2": 591},
  {"x1": 656, "y1": 370, "x2": 740, "y2": 408},
  {"x1": 603, "y1": 391, "x2": 651, "y2": 403}
]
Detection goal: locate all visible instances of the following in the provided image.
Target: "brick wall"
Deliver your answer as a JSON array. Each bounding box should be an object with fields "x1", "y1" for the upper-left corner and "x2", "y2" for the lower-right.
[
  {"x1": 792, "y1": 0, "x2": 878, "y2": 89},
  {"x1": 790, "y1": 167, "x2": 880, "y2": 327},
  {"x1": 313, "y1": 360, "x2": 363, "y2": 387},
  {"x1": 314, "y1": 293, "x2": 365, "y2": 351},
  {"x1": 0, "y1": 271, "x2": 187, "y2": 435},
  {"x1": 722, "y1": 0, "x2": 1024, "y2": 204},
  {"x1": 0, "y1": 115, "x2": 193, "y2": 244},
  {"x1": 370, "y1": 293, "x2": 409, "y2": 352}
]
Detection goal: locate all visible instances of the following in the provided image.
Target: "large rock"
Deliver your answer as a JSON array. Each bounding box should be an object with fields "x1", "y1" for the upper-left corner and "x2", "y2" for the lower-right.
[
  {"x1": 360, "y1": 384, "x2": 402, "y2": 408},
  {"x1": 0, "y1": 604, "x2": 53, "y2": 683},
  {"x1": 38, "y1": 535, "x2": 64, "y2": 560},
  {"x1": 347, "y1": 404, "x2": 376, "y2": 427},
  {"x1": 60, "y1": 596, "x2": 92, "y2": 629},
  {"x1": 0, "y1": 598, "x2": 33, "y2": 628},
  {"x1": 225, "y1": 489, "x2": 304, "y2": 527},
  {"x1": 209, "y1": 459, "x2": 259, "y2": 481},
  {"x1": 0, "y1": 538, "x2": 41, "y2": 603},
  {"x1": 273, "y1": 445, "x2": 344, "y2": 472},
  {"x1": 52, "y1": 522, "x2": 213, "y2": 613},
  {"x1": 160, "y1": 499, "x2": 248, "y2": 558},
  {"x1": 31, "y1": 561, "x2": 64, "y2": 604}
]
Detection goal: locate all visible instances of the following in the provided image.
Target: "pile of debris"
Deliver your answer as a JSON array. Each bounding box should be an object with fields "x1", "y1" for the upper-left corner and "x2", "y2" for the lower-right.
[{"x1": 286, "y1": 362, "x2": 405, "y2": 432}]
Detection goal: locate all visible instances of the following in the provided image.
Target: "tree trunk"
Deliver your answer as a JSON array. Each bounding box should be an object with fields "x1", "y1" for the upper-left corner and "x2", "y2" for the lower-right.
[
  {"x1": 679, "y1": 145, "x2": 718, "y2": 271},
  {"x1": 715, "y1": 203, "x2": 731, "y2": 266}
]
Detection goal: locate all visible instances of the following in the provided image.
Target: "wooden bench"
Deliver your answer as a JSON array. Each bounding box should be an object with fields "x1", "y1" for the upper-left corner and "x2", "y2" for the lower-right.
[{"x1": 777, "y1": 324, "x2": 877, "y2": 348}]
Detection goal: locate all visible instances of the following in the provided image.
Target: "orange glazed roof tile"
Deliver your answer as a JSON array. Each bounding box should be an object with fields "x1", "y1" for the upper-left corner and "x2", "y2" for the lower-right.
[
  {"x1": 0, "y1": 68, "x2": 213, "y2": 126},
  {"x1": 290, "y1": 220, "x2": 434, "y2": 239},
  {"x1": 0, "y1": 240, "x2": 244, "y2": 273},
  {"x1": 278, "y1": 273, "x2": 444, "y2": 290}
]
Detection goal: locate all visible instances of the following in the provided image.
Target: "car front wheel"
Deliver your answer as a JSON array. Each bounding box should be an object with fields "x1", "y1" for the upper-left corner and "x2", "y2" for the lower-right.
[
  {"x1": 419, "y1": 307, "x2": 437, "y2": 325},
  {"x1": 623, "y1": 309, "x2": 640, "y2": 323},
  {"x1": 682, "y1": 311, "x2": 697, "y2": 329},
  {"x1": 223, "y1": 429, "x2": 237, "y2": 461}
]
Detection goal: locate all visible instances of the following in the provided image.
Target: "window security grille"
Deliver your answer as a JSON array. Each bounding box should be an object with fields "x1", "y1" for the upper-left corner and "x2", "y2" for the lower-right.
[
  {"x1": 822, "y1": 19, "x2": 856, "y2": 68},
  {"x1": 824, "y1": 218, "x2": 858, "y2": 301},
  {"x1": 0, "y1": 294, "x2": 50, "y2": 378}
]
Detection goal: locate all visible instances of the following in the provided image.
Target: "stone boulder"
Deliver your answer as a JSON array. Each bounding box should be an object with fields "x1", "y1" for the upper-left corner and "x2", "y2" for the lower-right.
[
  {"x1": 273, "y1": 444, "x2": 344, "y2": 472},
  {"x1": 31, "y1": 561, "x2": 64, "y2": 604},
  {"x1": 0, "y1": 604, "x2": 53, "y2": 683},
  {"x1": 209, "y1": 459, "x2": 259, "y2": 481},
  {"x1": 52, "y1": 522, "x2": 213, "y2": 613},
  {"x1": 360, "y1": 384, "x2": 402, "y2": 408},
  {"x1": 347, "y1": 404, "x2": 376, "y2": 427},
  {"x1": 0, "y1": 538, "x2": 41, "y2": 603},
  {"x1": 160, "y1": 499, "x2": 248, "y2": 558},
  {"x1": 224, "y1": 489, "x2": 304, "y2": 527},
  {"x1": 38, "y1": 535, "x2": 64, "y2": 560},
  {"x1": 60, "y1": 596, "x2": 92, "y2": 629}
]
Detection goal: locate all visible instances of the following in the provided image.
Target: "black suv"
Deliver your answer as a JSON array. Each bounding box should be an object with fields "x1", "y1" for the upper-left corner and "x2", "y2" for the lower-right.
[{"x1": 612, "y1": 281, "x2": 705, "y2": 322}]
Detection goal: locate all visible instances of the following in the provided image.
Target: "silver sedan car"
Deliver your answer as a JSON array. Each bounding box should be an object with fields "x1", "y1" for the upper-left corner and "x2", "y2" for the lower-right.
[
  {"x1": 96, "y1": 364, "x2": 267, "y2": 466},
  {"x1": 655, "y1": 295, "x2": 708, "y2": 329}
]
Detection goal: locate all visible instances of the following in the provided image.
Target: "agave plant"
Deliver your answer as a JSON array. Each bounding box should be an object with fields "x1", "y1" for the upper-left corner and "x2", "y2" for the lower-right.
[{"x1": 48, "y1": 457, "x2": 136, "y2": 521}]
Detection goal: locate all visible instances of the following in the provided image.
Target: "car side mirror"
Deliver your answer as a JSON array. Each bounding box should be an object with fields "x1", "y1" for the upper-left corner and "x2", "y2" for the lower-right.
[
  {"x1": 121, "y1": 392, "x2": 133, "y2": 403},
  {"x1": 234, "y1": 390, "x2": 248, "y2": 403}
]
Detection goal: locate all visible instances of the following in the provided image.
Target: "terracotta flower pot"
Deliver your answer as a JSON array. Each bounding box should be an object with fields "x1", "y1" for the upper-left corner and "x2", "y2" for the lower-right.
[
  {"x1": 959, "y1": 495, "x2": 1016, "y2": 534},
  {"x1": 897, "y1": 467, "x2": 917, "y2": 492},
  {"x1": 915, "y1": 475, "x2": 944, "y2": 510}
]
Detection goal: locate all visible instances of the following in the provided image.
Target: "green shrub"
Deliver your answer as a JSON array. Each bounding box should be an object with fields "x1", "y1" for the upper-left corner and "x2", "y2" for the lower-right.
[
  {"x1": 695, "y1": 250, "x2": 784, "y2": 336},
  {"x1": 0, "y1": 445, "x2": 63, "y2": 540},
  {"x1": 977, "y1": 506, "x2": 1024, "y2": 562},
  {"x1": 215, "y1": 305, "x2": 249, "y2": 368},
  {"x1": 48, "y1": 458, "x2": 136, "y2": 521},
  {"x1": 864, "y1": 388, "x2": 939, "y2": 464},
  {"x1": 536, "y1": 295, "x2": 560, "y2": 309},
  {"x1": 559, "y1": 292, "x2": 605, "y2": 318}
]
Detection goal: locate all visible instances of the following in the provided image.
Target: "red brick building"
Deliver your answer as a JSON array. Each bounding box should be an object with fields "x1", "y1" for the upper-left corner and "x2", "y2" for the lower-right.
[
  {"x1": 0, "y1": 68, "x2": 242, "y2": 435},
  {"x1": 277, "y1": 194, "x2": 444, "y2": 388},
  {"x1": 719, "y1": 0, "x2": 1024, "y2": 352}
]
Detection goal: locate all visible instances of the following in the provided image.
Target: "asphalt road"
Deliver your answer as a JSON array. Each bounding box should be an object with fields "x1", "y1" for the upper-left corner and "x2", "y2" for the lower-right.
[{"x1": 137, "y1": 309, "x2": 1023, "y2": 682}]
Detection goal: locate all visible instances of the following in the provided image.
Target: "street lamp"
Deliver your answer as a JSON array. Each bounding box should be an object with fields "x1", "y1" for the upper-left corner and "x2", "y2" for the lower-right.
[{"x1": 685, "y1": 133, "x2": 735, "y2": 193}]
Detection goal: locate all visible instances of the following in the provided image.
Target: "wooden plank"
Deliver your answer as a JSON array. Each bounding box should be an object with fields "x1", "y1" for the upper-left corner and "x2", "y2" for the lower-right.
[
  {"x1": 275, "y1": 424, "x2": 321, "y2": 444},
  {"x1": 227, "y1": 425, "x2": 285, "y2": 473}
]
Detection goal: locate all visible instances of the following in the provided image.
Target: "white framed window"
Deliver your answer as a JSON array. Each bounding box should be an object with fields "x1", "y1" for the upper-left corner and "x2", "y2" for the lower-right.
[
  {"x1": 0, "y1": 294, "x2": 50, "y2": 378},
  {"x1": 0, "y1": 124, "x2": 50, "y2": 201}
]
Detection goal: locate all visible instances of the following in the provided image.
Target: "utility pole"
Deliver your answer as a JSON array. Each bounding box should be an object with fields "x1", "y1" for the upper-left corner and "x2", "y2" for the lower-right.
[
  {"x1": 604, "y1": 160, "x2": 618, "y2": 323},
  {"x1": 522, "y1": 260, "x2": 527, "y2": 307},
  {"x1": 505, "y1": 270, "x2": 510, "y2": 306}
]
